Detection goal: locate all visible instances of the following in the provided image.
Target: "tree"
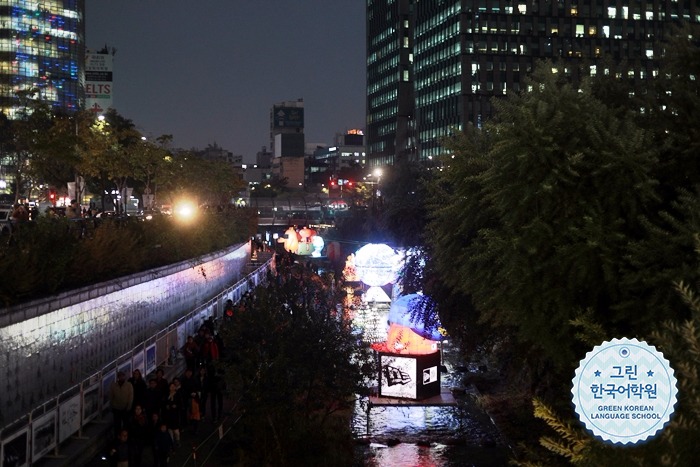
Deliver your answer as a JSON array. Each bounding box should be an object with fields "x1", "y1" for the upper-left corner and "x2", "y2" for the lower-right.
[
  {"x1": 219, "y1": 264, "x2": 374, "y2": 465},
  {"x1": 30, "y1": 110, "x2": 85, "y2": 194},
  {"x1": 0, "y1": 89, "x2": 54, "y2": 203},
  {"x1": 378, "y1": 161, "x2": 432, "y2": 249},
  {"x1": 156, "y1": 150, "x2": 245, "y2": 207},
  {"x1": 132, "y1": 134, "x2": 172, "y2": 209},
  {"x1": 429, "y1": 62, "x2": 661, "y2": 388},
  {"x1": 77, "y1": 109, "x2": 142, "y2": 211}
]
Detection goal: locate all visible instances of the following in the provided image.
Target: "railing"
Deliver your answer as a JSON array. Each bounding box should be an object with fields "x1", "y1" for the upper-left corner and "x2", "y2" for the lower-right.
[{"x1": 0, "y1": 255, "x2": 273, "y2": 467}]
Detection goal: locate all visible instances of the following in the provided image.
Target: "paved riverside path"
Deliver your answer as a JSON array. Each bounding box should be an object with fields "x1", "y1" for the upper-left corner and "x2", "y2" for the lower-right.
[
  {"x1": 35, "y1": 358, "x2": 240, "y2": 467},
  {"x1": 32, "y1": 251, "x2": 274, "y2": 467}
]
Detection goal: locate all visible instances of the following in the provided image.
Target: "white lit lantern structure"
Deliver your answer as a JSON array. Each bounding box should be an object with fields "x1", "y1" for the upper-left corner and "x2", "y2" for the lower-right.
[
  {"x1": 311, "y1": 235, "x2": 325, "y2": 258},
  {"x1": 354, "y1": 243, "x2": 400, "y2": 287}
]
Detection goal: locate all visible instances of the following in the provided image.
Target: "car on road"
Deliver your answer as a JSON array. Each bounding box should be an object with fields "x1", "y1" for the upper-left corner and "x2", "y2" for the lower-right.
[{"x1": 137, "y1": 208, "x2": 165, "y2": 221}]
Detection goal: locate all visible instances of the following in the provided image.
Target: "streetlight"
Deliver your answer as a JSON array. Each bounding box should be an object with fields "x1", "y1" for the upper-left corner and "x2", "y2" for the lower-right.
[{"x1": 366, "y1": 168, "x2": 383, "y2": 209}]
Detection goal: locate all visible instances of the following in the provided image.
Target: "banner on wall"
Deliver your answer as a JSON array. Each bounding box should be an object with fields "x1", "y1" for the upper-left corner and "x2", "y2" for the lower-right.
[
  {"x1": 82, "y1": 382, "x2": 100, "y2": 425},
  {"x1": 32, "y1": 410, "x2": 57, "y2": 460},
  {"x1": 2, "y1": 427, "x2": 29, "y2": 467},
  {"x1": 59, "y1": 395, "x2": 81, "y2": 443}
]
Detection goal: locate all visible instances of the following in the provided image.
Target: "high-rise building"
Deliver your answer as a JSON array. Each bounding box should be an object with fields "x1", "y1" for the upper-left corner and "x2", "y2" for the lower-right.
[
  {"x1": 0, "y1": 0, "x2": 85, "y2": 118},
  {"x1": 366, "y1": 0, "x2": 416, "y2": 167},
  {"x1": 270, "y1": 99, "x2": 306, "y2": 188},
  {"x1": 367, "y1": 0, "x2": 699, "y2": 165}
]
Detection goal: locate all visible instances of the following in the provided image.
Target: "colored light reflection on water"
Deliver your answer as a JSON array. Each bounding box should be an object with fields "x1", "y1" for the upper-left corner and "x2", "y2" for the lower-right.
[{"x1": 349, "y1": 297, "x2": 510, "y2": 466}]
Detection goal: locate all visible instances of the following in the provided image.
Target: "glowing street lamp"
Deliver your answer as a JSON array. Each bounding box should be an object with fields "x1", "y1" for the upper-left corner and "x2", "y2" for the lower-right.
[{"x1": 173, "y1": 200, "x2": 197, "y2": 223}]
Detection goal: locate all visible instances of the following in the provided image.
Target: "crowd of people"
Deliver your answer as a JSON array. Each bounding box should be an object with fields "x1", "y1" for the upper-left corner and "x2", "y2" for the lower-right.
[{"x1": 107, "y1": 320, "x2": 227, "y2": 467}]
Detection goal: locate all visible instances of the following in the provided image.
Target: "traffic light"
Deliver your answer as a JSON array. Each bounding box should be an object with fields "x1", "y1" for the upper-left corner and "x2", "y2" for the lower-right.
[{"x1": 48, "y1": 189, "x2": 56, "y2": 205}]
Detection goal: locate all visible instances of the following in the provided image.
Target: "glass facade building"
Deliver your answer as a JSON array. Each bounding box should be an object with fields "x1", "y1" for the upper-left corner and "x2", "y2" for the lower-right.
[
  {"x1": 0, "y1": 0, "x2": 85, "y2": 118},
  {"x1": 367, "y1": 0, "x2": 700, "y2": 165},
  {"x1": 366, "y1": 0, "x2": 416, "y2": 167}
]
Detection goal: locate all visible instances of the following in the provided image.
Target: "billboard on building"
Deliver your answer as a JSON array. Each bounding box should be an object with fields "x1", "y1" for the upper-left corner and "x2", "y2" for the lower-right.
[
  {"x1": 273, "y1": 106, "x2": 304, "y2": 129},
  {"x1": 85, "y1": 53, "x2": 113, "y2": 115}
]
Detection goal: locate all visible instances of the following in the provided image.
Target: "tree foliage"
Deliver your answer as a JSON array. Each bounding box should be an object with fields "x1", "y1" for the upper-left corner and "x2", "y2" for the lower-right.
[
  {"x1": 219, "y1": 263, "x2": 375, "y2": 466},
  {"x1": 430, "y1": 63, "x2": 661, "y2": 379},
  {"x1": 0, "y1": 208, "x2": 256, "y2": 306},
  {"x1": 423, "y1": 24, "x2": 700, "y2": 464}
]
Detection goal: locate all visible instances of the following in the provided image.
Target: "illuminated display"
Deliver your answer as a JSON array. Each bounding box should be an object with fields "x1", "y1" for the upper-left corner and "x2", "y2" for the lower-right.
[
  {"x1": 354, "y1": 243, "x2": 400, "y2": 287},
  {"x1": 0, "y1": 1, "x2": 84, "y2": 118},
  {"x1": 378, "y1": 351, "x2": 441, "y2": 400},
  {"x1": 277, "y1": 226, "x2": 322, "y2": 256}
]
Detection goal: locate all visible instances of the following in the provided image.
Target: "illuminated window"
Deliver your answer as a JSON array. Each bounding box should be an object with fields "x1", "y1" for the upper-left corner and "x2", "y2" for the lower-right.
[
  {"x1": 571, "y1": 6, "x2": 578, "y2": 16},
  {"x1": 551, "y1": 26, "x2": 559, "y2": 35},
  {"x1": 403, "y1": 70, "x2": 409, "y2": 81},
  {"x1": 603, "y1": 25, "x2": 610, "y2": 38},
  {"x1": 608, "y1": 7, "x2": 616, "y2": 18},
  {"x1": 518, "y1": 3, "x2": 527, "y2": 14},
  {"x1": 646, "y1": 48, "x2": 654, "y2": 58},
  {"x1": 403, "y1": 37, "x2": 409, "y2": 48},
  {"x1": 589, "y1": 26, "x2": 597, "y2": 36}
]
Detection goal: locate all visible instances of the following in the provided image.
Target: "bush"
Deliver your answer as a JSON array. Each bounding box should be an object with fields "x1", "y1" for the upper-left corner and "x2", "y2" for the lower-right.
[{"x1": 0, "y1": 207, "x2": 257, "y2": 307}]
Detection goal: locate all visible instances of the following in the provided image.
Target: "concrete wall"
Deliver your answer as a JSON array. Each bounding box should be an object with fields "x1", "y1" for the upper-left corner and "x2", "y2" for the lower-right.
[{"x1": 0, "y1": 242, "x2": 251, "y2": 427}]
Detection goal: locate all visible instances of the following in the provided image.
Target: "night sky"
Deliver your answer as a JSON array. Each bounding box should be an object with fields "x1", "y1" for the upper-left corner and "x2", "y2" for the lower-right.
[{"x1": 85, "y1": 1, "x2": 366, "y2": 162}]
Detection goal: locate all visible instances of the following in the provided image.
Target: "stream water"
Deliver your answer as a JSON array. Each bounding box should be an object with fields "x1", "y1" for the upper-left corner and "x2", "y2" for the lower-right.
[{"x1": 348, "y1": 297, "x2": 512, "y2": 466}]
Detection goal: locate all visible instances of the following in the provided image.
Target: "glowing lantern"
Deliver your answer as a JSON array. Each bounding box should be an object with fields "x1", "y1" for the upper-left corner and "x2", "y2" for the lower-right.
[
  {"x1": 371, "y1": 323, "x2": 439, "y2": 355},
  {"x1": 326, "y1": 241, "x2": 341, "y2": 261},
  {"x1": 354, "y1": 243, "x2": 399, "y2": 287},
  {"x1": 278, "y1": 226, "x2": 299, "y2": 253},
  {"x1": 297, "y1": 226, "x2": 316, "y2": 256},
  {"x1": 311, "y1": 235, "x2": 325, "y2": 257},
  {"x1": 388, "y1": 294, "x2": 443, "y2": 341},
  {"x1": 343, "y1": 254, "x2": 358, "y2": 282}
]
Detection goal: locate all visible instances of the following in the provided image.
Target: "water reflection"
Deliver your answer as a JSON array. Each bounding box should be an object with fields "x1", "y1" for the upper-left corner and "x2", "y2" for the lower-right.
[{"x1": 348, "y1": 296, "x2": 510, "y2": 466}]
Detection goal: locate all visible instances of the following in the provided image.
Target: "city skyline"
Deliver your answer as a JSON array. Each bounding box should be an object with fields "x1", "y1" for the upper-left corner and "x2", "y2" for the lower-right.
[{"x1": 85, "y1": 1, "x2": 366, "y2": 162}]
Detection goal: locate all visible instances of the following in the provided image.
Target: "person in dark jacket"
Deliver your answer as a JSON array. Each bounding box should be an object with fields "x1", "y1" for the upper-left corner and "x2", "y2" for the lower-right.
[
  {"x1": 161, "y1": 383, "x2": 182, "y2": 447},
  {"x1": 143, "y1": 378, "x2": 163, "y2": 417},
  {"x1": 153, "y1": 422, "x2": 173, "y2": 467},
  {"x1": 128, "y1": 405, "x2": 148, "y2": 467},
  {"x1": 129, "y1": 369, "x2": 148, "y2": 411},
  {"x1": 110, "y1": 429, "x2": 130, "y2": 467}
]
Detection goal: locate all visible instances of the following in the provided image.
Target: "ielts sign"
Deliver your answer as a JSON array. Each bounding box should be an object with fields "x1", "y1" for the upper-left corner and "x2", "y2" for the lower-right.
[
  {"x1": 85, "y1": 83, "x2": 111, "y2": 96},
  {"x1": 85, "y1": 52, "x2": 113, "y2": 113}
]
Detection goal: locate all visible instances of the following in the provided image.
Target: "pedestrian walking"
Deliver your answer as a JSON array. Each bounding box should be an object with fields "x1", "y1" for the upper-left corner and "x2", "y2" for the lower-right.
[{"x1": 109, "y1": 371, "x2": 134, "y2": 437}]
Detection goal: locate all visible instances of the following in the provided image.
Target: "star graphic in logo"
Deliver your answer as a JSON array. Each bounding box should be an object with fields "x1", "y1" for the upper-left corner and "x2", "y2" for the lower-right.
[
  {"x1": 647, "y1": 370, "x2": 654, "y2": 377},
  {"x1": 594, "y1": 370, "x2": 601, "y2": 377}
]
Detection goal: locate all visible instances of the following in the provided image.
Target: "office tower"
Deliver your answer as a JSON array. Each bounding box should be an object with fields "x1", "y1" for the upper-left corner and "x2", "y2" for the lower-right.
[
  {"x1": 366, "y1": 0, "x2": 416, "y2": 167},
  {"x1": 270, "y1": 99, "x2": 305, "y2": 187},
  {"x1": 0, "y1": 0, "x2": 85, "y2": 118},
  {"x1": 367, "y1": 0, "x2": 699, "y2": 165}
]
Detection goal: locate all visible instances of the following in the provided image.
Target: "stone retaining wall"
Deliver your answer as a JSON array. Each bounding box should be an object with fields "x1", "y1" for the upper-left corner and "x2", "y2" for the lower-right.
[{"x1": 0, "y1": 242, "x2": 251, "y2": 427}]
